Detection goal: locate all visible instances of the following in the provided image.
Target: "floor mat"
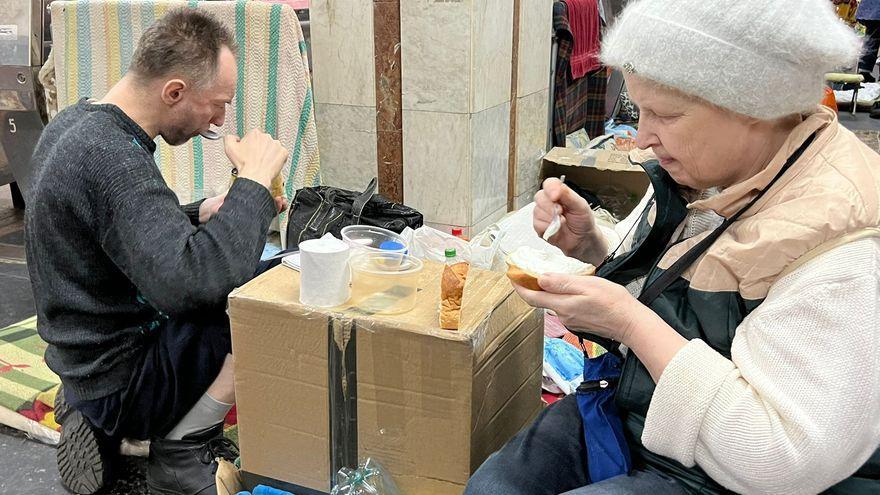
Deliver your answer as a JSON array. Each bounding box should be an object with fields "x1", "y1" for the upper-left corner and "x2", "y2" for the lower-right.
[{"x1": 0, "y1": 316, "x2": 60, "y2": 444}]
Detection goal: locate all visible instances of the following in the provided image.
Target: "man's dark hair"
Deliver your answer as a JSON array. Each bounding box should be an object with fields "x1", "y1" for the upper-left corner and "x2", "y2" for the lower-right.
[{"x1": 129, "y1": 8, "x2": 237, "y2": 87}]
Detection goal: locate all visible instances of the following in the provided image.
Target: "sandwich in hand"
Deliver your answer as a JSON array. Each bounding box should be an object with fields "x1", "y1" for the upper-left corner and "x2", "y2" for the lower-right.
[{"x1": 506, "y1": 246, "x2": 595, "y2": 291}]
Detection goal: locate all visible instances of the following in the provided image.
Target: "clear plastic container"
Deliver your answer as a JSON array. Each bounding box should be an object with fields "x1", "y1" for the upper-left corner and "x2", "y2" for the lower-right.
[
  {"x1": 341, "y1": 225, "x2": 408, "y2": 255},
  {"x1": 349, "y1": 253, "x2": 423, "y2": 315}
]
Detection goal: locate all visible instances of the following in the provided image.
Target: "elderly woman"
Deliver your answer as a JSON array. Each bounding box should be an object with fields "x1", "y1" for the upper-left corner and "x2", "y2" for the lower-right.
[{"x1": 465, "y1": 1, "x2": 880, "y2": 494}]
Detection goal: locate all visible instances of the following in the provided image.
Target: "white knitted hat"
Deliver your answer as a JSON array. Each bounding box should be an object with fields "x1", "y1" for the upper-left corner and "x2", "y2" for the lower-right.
[{"x1": 601, "y1": 0, "x2": 862, "y2": 119}]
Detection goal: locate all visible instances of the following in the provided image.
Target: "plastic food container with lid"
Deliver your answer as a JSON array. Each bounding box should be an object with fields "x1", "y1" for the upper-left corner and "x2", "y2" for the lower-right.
[
  {"x1": 349, "y1": 252, "x2": 423, "y2": 315},
  {"x1": 340, "y1": 225, "x2": 408, "y2": 255}
]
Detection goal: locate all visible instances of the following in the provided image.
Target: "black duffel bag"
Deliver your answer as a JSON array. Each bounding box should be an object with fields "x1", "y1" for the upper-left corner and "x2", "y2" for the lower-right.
[{"x1": 285, "y1": 178, "x2": 424, "y2": 249}]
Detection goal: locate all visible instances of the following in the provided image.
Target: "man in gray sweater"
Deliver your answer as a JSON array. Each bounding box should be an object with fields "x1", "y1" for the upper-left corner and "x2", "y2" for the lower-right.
[{"x1": 25, "y1": 9, "x2": 288, "y2": 495}]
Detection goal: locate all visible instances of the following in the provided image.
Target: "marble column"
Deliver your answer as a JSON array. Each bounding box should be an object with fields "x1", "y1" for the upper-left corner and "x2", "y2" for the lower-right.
[
  {"x1": 310, "y1": 0, "x2": 378, "y2": 192},
  {"x1": 514, "y1": 0, "x2": 553, "y2": 211}
]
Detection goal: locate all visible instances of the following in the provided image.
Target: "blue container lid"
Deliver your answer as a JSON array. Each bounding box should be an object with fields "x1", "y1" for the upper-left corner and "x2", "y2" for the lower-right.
[{"x1": 379, "y1": 241, "x2": 405, "y2": 252}]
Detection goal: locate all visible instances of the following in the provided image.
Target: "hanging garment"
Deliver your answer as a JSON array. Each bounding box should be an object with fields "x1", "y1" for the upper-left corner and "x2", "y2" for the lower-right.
[
  {"x1": 553, "y1": 1, "x2": 608, "y2": 145},
  {"x1": 566, "y1": 0, "x2": 602, "y2": 79}
]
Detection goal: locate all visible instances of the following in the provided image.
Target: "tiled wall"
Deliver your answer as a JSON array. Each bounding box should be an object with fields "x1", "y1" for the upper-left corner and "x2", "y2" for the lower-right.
[
  {"x1": 311, "y1": 0, "x2": 552, "y2": 234},
  {"x1": 515, "y1": 0, "x2": 554, "y2": 213},
  {"x1": 310, "y1": 0, "x2": 378, "y2": 191}
]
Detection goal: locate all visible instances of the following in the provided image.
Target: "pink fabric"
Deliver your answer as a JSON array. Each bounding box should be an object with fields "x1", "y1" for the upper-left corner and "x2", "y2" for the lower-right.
[
  {"x1": 565, "y1": 0, "x2": 602, "y2": 79},
  {"x1": 544, "y1": 312, "x2": 569, "y2": 338},
  {"x1": 257, "y1": 0, "x2": 309, "y2": 9}
]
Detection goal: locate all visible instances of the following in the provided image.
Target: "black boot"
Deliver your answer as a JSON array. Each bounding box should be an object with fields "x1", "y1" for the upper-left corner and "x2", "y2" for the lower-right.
[
  {"x1": 146, "y1": 423, "x2": 238, "y2": 495},
  {"x1": 871, "y1": 101, "x2": 880, "y2": 119},
  {"x1": 54, "y1": 386, "x2": 118, "y2": 494}
]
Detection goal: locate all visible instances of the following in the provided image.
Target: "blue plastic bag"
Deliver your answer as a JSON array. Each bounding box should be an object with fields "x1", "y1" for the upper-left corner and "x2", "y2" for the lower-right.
[
  {"x1": 543, "y1": 337, "x2": 585, "y2": 394},
  {"x1": 575, "y1": 347, "x2": 632, "y2": 483}
]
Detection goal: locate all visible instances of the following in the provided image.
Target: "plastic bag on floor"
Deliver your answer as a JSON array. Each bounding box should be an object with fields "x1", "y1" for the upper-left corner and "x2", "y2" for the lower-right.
[{"x1": 331, "y1": 458, "x2": 401, "y2": 495}]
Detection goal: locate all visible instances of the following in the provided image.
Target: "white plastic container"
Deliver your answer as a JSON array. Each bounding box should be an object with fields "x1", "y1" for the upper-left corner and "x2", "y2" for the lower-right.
[{"x1": 349, "y1": 253, "x2": 423, "y2": 315}]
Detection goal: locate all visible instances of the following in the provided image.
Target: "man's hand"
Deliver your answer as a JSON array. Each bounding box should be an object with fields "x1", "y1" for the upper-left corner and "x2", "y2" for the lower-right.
[
  {"x1": 199, "y1": 193, "x2": 226, "y2": 224},
  {"x1": 224, "y1": 129, "x2": 289, "y2": 191},
  {"x1": 274, "y1": 196, "x2": 288, "y2": 214}
]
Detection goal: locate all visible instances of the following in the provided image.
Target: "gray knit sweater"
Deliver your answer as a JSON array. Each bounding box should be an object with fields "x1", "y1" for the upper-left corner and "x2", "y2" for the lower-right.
[{"x1": 25, "y1": 99, "x2": 276, "y2": 400}]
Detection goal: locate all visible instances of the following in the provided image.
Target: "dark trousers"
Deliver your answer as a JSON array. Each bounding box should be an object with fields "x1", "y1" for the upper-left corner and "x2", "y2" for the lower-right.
[
  {"x1": 464, "y1": 395, "x2": 686, "y2": 495},
  {"x1": 66, "y1": 253, "x2": 289, "y2": 440},
  {"x1": 860, "y1": 20, "x2": 880, "y2": 76}
]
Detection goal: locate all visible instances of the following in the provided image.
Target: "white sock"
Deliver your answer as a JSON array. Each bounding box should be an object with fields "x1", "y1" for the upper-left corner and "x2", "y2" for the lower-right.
[{"x1": 165, "y1": 392, "x2": 233, "y2": 440}]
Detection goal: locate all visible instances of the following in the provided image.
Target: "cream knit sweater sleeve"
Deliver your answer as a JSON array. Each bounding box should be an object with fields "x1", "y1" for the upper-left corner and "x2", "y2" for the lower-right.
[{"x1": 641, "y1": 237, "x2": 880, "y2": 495}]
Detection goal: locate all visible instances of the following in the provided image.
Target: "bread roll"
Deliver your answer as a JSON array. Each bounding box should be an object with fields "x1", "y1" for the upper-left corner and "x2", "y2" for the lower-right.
[
  {"x1": 440, "y1": 262, "x2": 470, "y2": 330},
  {"x1": 506, "y1": 246, "x2": 595, "y2": 291},
  {"x1": 270, "y1": 174, "x2": 284, "y2": 198}
]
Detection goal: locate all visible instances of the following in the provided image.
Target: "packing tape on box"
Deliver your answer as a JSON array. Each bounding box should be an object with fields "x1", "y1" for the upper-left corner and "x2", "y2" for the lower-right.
[{"x1": 328, "y1": 317, "x2": 358, "y2": 485}]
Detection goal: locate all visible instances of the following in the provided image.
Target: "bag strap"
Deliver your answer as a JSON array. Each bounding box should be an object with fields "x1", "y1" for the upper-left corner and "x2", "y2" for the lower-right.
[
  {"x1": 637, "y1": 132, "x2": 817, "y2": 307},
  {"x1": 351, "y1": 178, "x2": 378, "y2": 225}
]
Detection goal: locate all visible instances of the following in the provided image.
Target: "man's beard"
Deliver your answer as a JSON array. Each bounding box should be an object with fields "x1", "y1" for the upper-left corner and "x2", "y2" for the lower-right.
[{"x1": 162, "y1": 126, "x2": 197, "y2": 146}]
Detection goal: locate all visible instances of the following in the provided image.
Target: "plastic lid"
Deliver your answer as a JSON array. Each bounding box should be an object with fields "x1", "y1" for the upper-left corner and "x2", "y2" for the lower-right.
[
  {"x1": 445, "y1": 248, "x2": 457, "y2": 258},
  {"x1": 452, "y1": 228, "x2": 463, "y2": 236},
  {"x1": 379, "y1": 241, "x2": 405, "y2": 252}
]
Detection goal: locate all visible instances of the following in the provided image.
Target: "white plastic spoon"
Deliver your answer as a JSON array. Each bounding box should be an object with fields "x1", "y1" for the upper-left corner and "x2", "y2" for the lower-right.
[{"x1": 543, "y1": 174, "x2": 565, "y2": 241}]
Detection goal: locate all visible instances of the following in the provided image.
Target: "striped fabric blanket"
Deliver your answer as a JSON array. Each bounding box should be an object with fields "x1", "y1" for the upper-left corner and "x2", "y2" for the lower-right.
[{"x1": 48, "y1": 0, "x2": 321, "y2": 241}]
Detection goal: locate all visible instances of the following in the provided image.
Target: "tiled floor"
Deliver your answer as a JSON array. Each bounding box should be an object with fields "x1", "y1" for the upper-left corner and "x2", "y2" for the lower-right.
[
  {"x1": 2, "y1": 114, "x2": 880, "y2": 494},
  {"x1": 0, "y1": 187, "x2": 31, "y2": 329}
]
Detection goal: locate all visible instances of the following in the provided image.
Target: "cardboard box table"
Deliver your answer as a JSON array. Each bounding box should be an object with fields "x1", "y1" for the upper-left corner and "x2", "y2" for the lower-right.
[{"x1": 228, "y1": 262, "x2": 543, "y2": 494}]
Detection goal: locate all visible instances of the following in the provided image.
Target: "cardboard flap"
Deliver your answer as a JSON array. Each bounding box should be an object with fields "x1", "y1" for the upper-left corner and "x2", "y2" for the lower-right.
[{"x1": 542, "y1": 147, "x2": 642, "y2": 173}]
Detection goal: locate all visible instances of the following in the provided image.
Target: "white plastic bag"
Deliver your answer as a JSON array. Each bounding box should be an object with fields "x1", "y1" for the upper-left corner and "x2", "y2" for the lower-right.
[
  {"x1": 492, "y1": 203, "x2": 620, "y2": 267},
  {"x1": 403, "y1": 226, "x2": 502, "y2": 271},
  {"x1": 468, "y1": 225, "x2": 504, "y2": 271}
]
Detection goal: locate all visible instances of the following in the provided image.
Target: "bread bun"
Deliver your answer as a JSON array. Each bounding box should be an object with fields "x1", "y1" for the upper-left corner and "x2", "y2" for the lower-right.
[{"x1": 505, "y1": 246, "x2": 595, "y2": 291}]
